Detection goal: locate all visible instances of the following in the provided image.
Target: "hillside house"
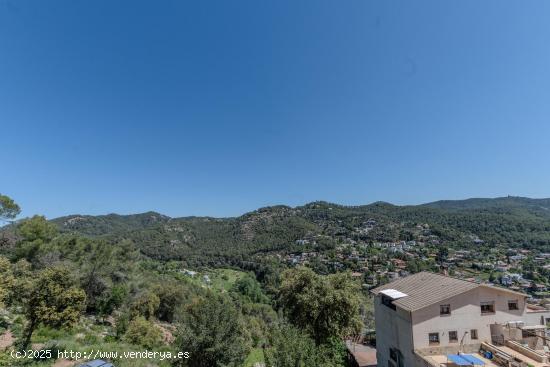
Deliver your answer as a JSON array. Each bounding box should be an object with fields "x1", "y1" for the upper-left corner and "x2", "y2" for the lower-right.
[{"x1": 372, "y1": 272, "x2": 550, "y2": 367}]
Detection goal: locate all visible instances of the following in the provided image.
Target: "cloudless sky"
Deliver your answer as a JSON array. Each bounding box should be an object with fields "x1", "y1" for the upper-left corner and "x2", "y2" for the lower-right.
[{"x1": 2, "y1": 0, "x2": 550, "y2": 219}]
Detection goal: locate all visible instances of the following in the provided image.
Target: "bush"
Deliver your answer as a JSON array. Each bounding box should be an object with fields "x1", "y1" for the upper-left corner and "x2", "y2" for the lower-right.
[
  {"x1": 130, "y1": 292, "x2": 160, "y2": 320},
  {"x1": 0, "y1": 316, "x2": 8, "y2": 332},
  {"x1": 124, "y1": 317, "x2": 163, "y2": 349},
  {"x1": 115, "y1": 312, "x2": 130, "y2": 339},
  {"x1": 82, "y1": 334, "x2": 99, "y2": 344},
  {"x1": 154, "y1": 283, "x2": 186, "y2": 323}
]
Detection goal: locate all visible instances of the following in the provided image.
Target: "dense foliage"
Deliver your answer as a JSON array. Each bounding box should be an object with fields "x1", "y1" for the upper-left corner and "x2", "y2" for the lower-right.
[
  {"x1": 31, "y1": 196, "x2": 550, "y2": 271},
  {"x1": 0, "y1": 195, "x2": 370, "y2": 367},
  {"x1": 1, "y1": 194, "x2": 549, "y2": 366},
  {"x1": 278, "y1": 267, "x2": 362, "y2": 344}
]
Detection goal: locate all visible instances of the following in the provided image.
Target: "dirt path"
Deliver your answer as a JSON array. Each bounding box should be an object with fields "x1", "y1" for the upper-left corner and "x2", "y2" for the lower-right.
[{"x1": 0, "y1": 330, "x2": 14, "y2": 350}]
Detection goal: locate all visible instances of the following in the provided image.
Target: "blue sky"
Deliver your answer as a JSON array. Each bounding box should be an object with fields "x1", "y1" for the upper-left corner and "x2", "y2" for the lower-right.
[{"x1": 2, "y1": 0, "x2": 550, "y2": 219}]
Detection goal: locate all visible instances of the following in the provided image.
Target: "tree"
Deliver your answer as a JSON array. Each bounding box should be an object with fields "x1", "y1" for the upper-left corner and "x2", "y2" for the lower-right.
[
  {"x1": 264, "y1": 324, "x2": 347, "y2": 367},
  {"x1": 15, "y1": 216, "x2": 57, "y2": 264},
  {"x1": 436, "y1": 246, "x2": 449, "y2": 264},
  {"x1": 97, "y1": 285, "x2": 128, "y2": 322},
  {"x1": 54, "y1": 237, "x2": 139, "y2": 313},
  {"x1": 19, "y1": 266, "x2": 86, "y2": 350},
  {"x1": 278, "y1": 267, "x2": 362, "y2": 345},
  {"x1": 174, "y1": 294, "x2": 249, "y2": 367},
  {"x1": 17, "y1": 215, "x2": 57, "y2": 242},
  {"x1": 263, "y1": 323, "x2": 318, "y2": 367},
  {"x1": 130, "y1": 291, "x2": 160, "y2": 320},
  {"x1": 232, "y1": 274, "x2": 269, "y2": 304},
  {"x1": 79, "y1": 240, "x2": 116, "y2": 312},
  {"x1": 0, "y1": 194, "x2": 20, "y2": 223},
  {"x1": 0, "y1": 256, "x2": 14, "y2": 307}
]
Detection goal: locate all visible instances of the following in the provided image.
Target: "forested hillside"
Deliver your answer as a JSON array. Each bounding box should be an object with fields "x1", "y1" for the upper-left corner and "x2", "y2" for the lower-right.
[
  {"x1": 1, "y1": 195, "x2": 549, "y2": 366},
  {"x1": 40, "y1": 196, "x2": 550, "y2": 268},
  {"x1": 0, "y1": 195, "x2": 366, "y2": 367}
]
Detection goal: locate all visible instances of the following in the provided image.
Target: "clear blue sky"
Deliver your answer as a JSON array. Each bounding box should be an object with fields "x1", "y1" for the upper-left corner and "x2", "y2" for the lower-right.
[{"x1": 2, "y1": 0, "x2": 550, "y2": 219}]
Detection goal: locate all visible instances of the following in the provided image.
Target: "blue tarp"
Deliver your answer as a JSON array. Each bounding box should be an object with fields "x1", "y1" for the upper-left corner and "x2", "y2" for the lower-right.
[
  {"x1": 462, "y1": 354, "x2": 486, "y2": 365},
  {"x1": 448, "y1": 354, "x2": 471, "y2": 365},
  {"x1": 447, "y1": 354, "x2": 485, "y2": 366}
]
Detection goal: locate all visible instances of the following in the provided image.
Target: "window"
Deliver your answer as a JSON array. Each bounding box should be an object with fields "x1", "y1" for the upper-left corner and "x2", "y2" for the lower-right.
[
  {"x1": 440, "y1": 304, "x2": 451, "y2": 315},
  {"x1": 429, "y1": 332, "x2": 440, "y2": 344},
  {"x1": 449, "y1": 331, "x2": 458, "y2": 342},
  {"x1": 470, "y1": 329, "x2": 478, "y2": 340},
  {"x1": 508, "y1": 300, "x2": 519, "y2": 310},
  {"x1": 480, "y1": 301, "x2": 495, "y2": 314},
  {"x1": 390, "y1": 348, "x2": 397, "y2": 361},
  {"x1": 382, "y1": 295, "x2": 396, "y2": 310},
  {"x1": 389, "y1": 348, "x2": 404, "y2": 367}
]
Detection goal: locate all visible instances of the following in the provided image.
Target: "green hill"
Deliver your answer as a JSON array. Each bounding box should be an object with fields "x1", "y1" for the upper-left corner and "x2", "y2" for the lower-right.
[{"x1": 35, "y1": 197, "x2": 550, "y2": 268}]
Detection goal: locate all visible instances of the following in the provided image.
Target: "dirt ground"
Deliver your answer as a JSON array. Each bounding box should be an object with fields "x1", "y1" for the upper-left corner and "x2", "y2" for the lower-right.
[
  {"x1": 0, "y1": 330, "x2": 14, "y2": 350},
  {"x1": 53, "y1": 359, "x2": 80, "y2": 367}
]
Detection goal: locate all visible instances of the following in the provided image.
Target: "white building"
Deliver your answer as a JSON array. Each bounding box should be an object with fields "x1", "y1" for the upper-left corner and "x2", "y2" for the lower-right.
[{"x1": 372, "y1": 272, "x2": 550, "y2": 367}]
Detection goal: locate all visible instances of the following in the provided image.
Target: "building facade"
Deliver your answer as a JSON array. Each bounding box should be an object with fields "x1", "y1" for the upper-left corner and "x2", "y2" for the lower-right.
[{"x1": 372, "y1": 272, "x2": 550, "y2": 367}]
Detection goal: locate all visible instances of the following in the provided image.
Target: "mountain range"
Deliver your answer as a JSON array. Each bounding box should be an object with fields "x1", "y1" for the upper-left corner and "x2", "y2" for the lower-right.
[{"x1": 37, "y1": 196, "x2": 549, "y2": 267}]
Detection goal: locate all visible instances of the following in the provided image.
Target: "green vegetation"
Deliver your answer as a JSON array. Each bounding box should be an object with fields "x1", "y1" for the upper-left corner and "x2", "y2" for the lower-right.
[
  {"x1": 28, "y1": 196, "x2": 550, "y2": 271},
  {"x1": 243, "y1": 348, "x2": 264, "y2": 367},
  {"x1": 0, "y1": 195, "x2": 369, "y2": 367},
  {"x1": 19, "y1": 266, "x2": 86, "y2": 350},
  {"x1": 278, "y1": 267, "x2": 362, "y2": 345},
  {"x1": 1, "y1": 194, "x2": 549, "y2": 366},
  {"x1": 0, "y1": 194, "x2": 20, "y2": 223},
  {"x1": 174, "y1": 294, "x2": 249, "y2": 367}
]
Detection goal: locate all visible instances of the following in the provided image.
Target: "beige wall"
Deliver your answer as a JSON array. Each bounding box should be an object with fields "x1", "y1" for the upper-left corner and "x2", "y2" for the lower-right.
[
  {"x1": 521, "y1": 310, "x2": 550, "y2": 326},
  {"x1": 412, "y1": 287, "x2": 530, "y2": 350}
]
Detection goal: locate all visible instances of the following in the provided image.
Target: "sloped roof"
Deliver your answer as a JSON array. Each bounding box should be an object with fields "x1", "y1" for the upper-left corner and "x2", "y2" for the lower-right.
[{"x1": 371, "y1": 272, "x2": 484, "y2": 312}]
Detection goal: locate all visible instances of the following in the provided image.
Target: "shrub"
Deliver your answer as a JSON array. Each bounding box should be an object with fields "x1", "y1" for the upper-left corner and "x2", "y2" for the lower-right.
[
  {"x1": 124, "y1": 317, "x2": 163, "y2": 349},
  {"x1": 130, "y1": 292, "x2": 160, "y2": 320}
]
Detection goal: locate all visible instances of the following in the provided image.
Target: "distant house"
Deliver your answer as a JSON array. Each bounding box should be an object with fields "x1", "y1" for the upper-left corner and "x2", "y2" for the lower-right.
[
  {"x1": 181, "y1": 269, "x2": 197, "y2": 277},
  {"x1": 509, "y1": 254, "x2": 527, "y2": 262},
  {"x1": 500, "y1": 274, "x2": 513, "y2": 286},
  {"x1": 495, "y1": 264, "x2": 509, "y2": 272},
  {"x1": 392, "y1": 259, "x2": 407, "y2": 269},
  {"x1": 532, "y1": 283, "x2": 548, "y2": 292},
  {"x1": 508, "y1": 273, "x2": 523, "y2": 282},
  {"x1": 365, "y1": 219, "x2": 377, "y2": 226}
]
